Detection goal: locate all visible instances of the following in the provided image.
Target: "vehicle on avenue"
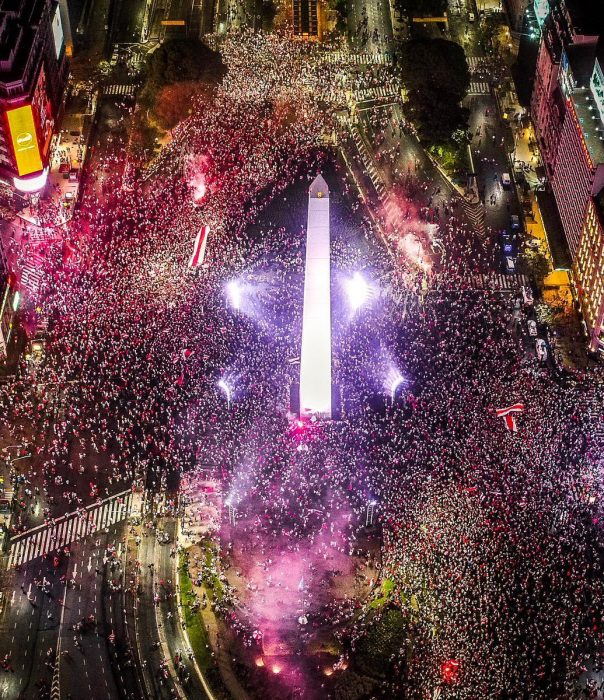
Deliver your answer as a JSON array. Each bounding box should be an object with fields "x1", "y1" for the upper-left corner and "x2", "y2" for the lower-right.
[
  {"x1": 521, "y1": 285, "x2": 534, "y2": 306},
  {"x1": 503, "y1": 255, "x2": 517, "y2": 274},
  {"x1": 535, "y1": 338, "x2": 548, "y2": 362}
]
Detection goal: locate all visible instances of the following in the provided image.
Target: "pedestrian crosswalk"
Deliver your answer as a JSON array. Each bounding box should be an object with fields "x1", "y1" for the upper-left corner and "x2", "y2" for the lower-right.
[
  {"x1": 323, "y1": 51, "x2": 391, "y2": 66},
  {"x1": 8, "y1": 489, "x2": 133, "y2": 568},
  {"x1": 462, "y1": 198, "x2": 486, "y2": 236},
  {"x1": 468, "y1": 272, "x2": 530, "y2": 291},
  {"x1": 104, "y1": 84, "x2": 137, "y2": 97},
  {"x1": 468, "y1": 81, "x2": 490, "y2": 95},
  {"x1": 353, "y1": 86, "x2": 398, "y2": 103},
  {"x1": 19, "y1": 251, "x2": 46, "y2": 299},
  {"x1": 431, "y1": 272, "x2": 530, "y2": 293},
  {"x1": 467, "y1": 56, "x2": 487, "y2": 71},
  {"x1": 351, "y1": 127, "x2": 386, "y2": 198}
]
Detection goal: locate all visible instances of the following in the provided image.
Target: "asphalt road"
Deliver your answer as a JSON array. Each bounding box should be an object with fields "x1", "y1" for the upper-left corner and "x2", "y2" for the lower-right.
[
  {"x1": 0, "y1": 528, "x2": 121, "y2": 700},
  {"x1": 109, "y1": 0, "x2": 147, "y2": 45},
  {"x1": 348, "y1": 0, "x2": 393, "y2": 54},
  {"x1": 129, "y1": 516, "x2": 206, "y2": 700},
  {"x1": 467, "y1": 93, "x2": 520, "y2": 233}
]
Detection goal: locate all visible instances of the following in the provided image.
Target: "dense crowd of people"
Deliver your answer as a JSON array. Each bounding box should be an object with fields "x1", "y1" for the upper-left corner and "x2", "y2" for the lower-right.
[{"x1": 0, "y1": 29, "x2": 602, "y2": 700}]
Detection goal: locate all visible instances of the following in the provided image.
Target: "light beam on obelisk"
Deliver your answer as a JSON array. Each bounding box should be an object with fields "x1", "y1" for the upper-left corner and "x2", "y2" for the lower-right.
[{"x1": 299, "y1": 174, "x2": 332, "y2": 419}]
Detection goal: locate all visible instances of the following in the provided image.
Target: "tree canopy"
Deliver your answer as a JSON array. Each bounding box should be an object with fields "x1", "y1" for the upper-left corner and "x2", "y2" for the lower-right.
[
  {"x1": 398, "y1": 37, "x2": 471, "y2": 145},
  {"x1": 141, "y1": 38, "x2": 225, "y2": 101}
]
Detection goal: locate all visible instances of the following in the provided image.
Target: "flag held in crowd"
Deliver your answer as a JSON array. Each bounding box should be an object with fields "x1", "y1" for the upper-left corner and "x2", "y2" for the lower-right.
[
  {"x1": 188, "y1": 225, "x2": 210, "y2": 269},
  {"x1": 495, "y1": 403, "x2": 525, "y2": 432}
]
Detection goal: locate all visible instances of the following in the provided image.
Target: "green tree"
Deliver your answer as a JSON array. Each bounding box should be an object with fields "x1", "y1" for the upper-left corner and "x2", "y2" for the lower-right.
[
  {"x1": 398, "y1": 38, "x2": 470, "y2": 145},
  {"x1": 139, "y1": 38, "x2": 225, "y2": 108}
]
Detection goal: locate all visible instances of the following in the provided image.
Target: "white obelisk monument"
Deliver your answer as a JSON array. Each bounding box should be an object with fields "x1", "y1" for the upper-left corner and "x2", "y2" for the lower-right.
[{"x1": 299, "y1": 174, "x2": 332, "y2": 419}]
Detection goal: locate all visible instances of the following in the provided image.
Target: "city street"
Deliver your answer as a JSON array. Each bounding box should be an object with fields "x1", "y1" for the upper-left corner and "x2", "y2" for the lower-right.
[{"x1": 0, "y1": 2, "x2": 602, "y2": 700}]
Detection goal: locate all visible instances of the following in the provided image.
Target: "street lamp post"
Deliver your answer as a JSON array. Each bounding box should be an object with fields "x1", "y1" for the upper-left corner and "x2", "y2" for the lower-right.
[{"x1": 366, "y1": 500, "x2": 377, "y2": 526}]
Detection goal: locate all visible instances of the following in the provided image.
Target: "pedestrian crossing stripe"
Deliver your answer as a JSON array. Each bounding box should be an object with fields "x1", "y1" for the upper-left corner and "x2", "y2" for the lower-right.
[
  {"x1": 8, "y1": 489, "x2": 133, "y2": 568},
  {"x1": 464, "y1": 272, "x2": 529, "y2": 291},
  {"x1": 468, "y1": 81, "x2": 490, "y2": 95},
  {"x1": 323, "y1": 51, "x2": 391, "y2": 65},
  {"x1": 467, "y1": 56, "x2": 487, "y2": 69},
  {"x1": 104, "y1": 84, "x2": 137, "y2": 96},
  {"x1": 353, "y1": 86, "x2": 397, "y2": 103}
]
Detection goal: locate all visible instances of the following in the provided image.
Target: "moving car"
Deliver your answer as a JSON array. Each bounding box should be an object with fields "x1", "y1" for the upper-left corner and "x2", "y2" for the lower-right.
[
  {"x1": 503, "y1": 256, "x2": 516, "y2": 274},
  {"x1": 535, "y1": 338, "x2": 548, "y2": 362},
  {"x1": 510, "y1": 214, "x2": 521, "y2": 230},
  {"x1": 527, "y1": 320, "x2": 538, "y2": 337},
  {"x1": 468, "y1": 11, "x2": 475, "y2": 21},
  {"x1": 501, "y1": 172, "x2": 512, "y2": 189},
  {"x1": 521, "y1": 285, "x2": 534, "y2": 306}
]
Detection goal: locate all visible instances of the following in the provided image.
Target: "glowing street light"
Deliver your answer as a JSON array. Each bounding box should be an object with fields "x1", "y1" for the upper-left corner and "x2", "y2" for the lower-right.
[
  {"x1": 218, "y1": 379, "x2": 231, "y2": 410},
  {"x1": 226, "y1": 281, "x2": 241, "y2": 310},
  {"x1": 366, "y1": 499, "x2": 377, "y2": 526},
  {"x1": 344, "y1": 272, "x2": 369, "y2": 311}
]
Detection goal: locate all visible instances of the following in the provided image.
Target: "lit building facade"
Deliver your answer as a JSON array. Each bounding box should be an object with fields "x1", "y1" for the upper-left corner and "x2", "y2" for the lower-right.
[
  {"x1": 574, "y1": 194, "x2": 604, "y2": 350},
  {"x1": 0, "y1": 0, "x2": 69, "y2": 200},
  {"x1": 530, "y1": 0, "x2": 604, "y2": 178},
  {"x1": 292, "y1": 0, "x2": 319, "y2": 39},
  {"x1": 529, "y1": 5, "x2": 604, "y2": 348}
]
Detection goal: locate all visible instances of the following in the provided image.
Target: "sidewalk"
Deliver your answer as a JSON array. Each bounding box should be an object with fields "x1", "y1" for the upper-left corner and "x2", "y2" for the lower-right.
[
  {"x1": 18, "y1": 86, "x2": 98, "y2": 228},
  {"x1": 177, "y1": 534, "x2": 248, "y2": 700}
]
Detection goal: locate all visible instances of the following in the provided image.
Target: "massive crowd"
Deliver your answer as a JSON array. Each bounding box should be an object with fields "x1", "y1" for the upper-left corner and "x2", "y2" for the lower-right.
[{"x1": 0, "y1": 29, "x2": 603, "y2": 700}]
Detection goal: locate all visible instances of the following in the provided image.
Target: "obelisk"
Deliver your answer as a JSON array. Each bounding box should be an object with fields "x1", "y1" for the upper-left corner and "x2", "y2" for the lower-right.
[{"x1": 299, "y1": 174, "x2": 332, "y2": 419}]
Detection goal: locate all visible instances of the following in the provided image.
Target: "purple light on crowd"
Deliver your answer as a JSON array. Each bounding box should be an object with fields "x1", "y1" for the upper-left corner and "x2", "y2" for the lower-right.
[{"x1": 387, "y1": 368, "x2": 406, "y2": 400}]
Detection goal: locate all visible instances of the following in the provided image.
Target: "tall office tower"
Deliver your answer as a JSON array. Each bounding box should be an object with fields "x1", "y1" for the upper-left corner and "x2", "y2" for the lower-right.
[{"x1": 0, "y1": 0, "x2": 69, "y2": 199}]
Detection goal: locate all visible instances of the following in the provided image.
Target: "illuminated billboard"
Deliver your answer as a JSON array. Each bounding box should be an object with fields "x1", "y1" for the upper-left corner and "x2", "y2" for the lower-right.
[
  {"x1": 6, "y1": 105, "x2": 43, "y2": 177},
  {"x1": 32, "y1": 67, "x2": 54, "y2": 157},
  {"x1": 52, "y1": 5, "x2": 64, "y2": 60}
]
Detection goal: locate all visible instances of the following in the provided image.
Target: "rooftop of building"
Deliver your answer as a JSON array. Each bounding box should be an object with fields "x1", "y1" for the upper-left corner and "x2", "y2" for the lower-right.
[
  {"x1": 563, "y1": 0, "x2": 604, "y2": 37},
  {"x1": 536, "y1": 189, "x2": 572, "y2": 270},
  {"x1": 594, "y1": 186, "x2": 604, "y2": 227},
  {"x1": 544, "y1": 0, "x2": 604, "y2": 61},
  {"x1": 571, "y1": 88, "x2": 604, "y2": 166},
  {"x1": 0, "y1": 0, "x2": 46, "y2": 87},
  {"x1": 566, "y1": 42, "x2": 598, "y2": 85}
]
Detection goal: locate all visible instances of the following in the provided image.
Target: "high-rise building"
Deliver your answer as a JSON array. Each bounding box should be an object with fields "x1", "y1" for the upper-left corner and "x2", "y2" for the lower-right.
[
  {"x1": 574, "y1": 191, "x2": 604, "y2": 351},
  {"x1": 529, "y1": 2, "x2": 604, "y2": 350},
  {"x1": 0, "y1": 0, "x2": 69, "y2": 200},
  {"x1": 530, "y1": 0, "x2": 604, "y2": 178},
  {"x1": 550, "y1": 42, "x2": 604, "y2": 259}
]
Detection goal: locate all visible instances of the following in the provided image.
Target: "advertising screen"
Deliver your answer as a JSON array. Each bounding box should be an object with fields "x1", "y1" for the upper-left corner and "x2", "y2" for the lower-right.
[
  {"x1": 52, "y1": 5, "x2": 64, "y2": 60},
  {"x1": 6, "y1": 105, "x2": 43, "y2": 177},
  {"x1": 32, "y1": 66, "x2": 54, "y2": 157}
]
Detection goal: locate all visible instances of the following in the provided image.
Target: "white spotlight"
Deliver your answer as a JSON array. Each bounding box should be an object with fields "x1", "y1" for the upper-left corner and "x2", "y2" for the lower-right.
[
  {"x1": 345, "y1": 272, "x2": 368, "y2": 311},
  {"x1": 227, "y1": 281, "x2": 241, "y2": 310}
]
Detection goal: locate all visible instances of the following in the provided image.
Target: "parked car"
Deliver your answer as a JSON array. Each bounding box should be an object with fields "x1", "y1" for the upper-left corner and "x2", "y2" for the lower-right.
[
  {"x1": 535, "y1": 338, "x2": 548, "y2": 362},
  {"x1": 468, "y1": 11, "x2": 475, "y2": 21}
]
